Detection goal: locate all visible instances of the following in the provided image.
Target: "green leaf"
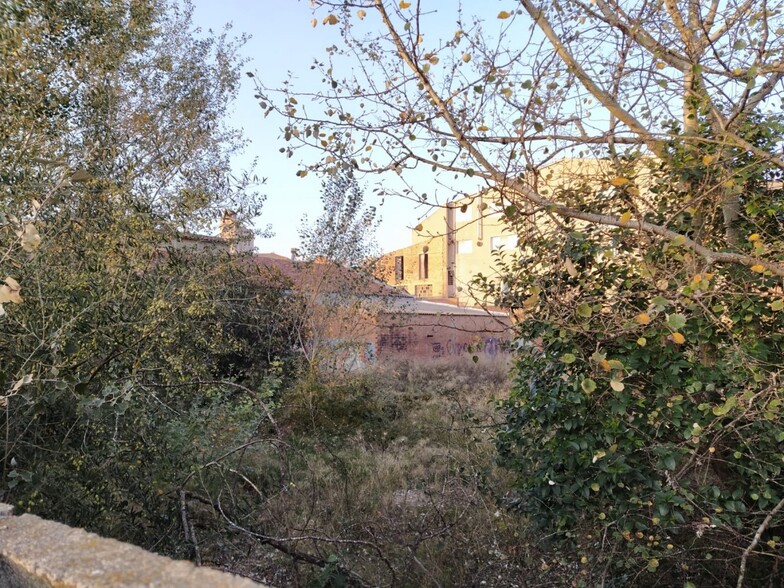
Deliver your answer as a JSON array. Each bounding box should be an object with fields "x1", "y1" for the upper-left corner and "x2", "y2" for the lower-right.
[
  {"x1": 712, "y1": 395, "x2": 738, "y2": 416},
  {"x1": 576, "y1": 303, "x2": 593, "y2": 318},
  {"x1": 561, "y1": 353, "x2": 577, "y2": 364},
  {"x1": 667, "y1": 313, "x2": 687, "y2": 330},
  {"x1": 581, "y1": 378, "x2": 597, "y2": 393},
  {"x1": 651, "y1": 296, "x2": 669, "y2": 308}
]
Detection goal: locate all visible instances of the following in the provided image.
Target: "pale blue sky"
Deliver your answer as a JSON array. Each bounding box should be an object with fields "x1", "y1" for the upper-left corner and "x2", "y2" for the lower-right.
[
  {"x1": 190, "y1": 0, "x2": 420, "y2": 254},
  {"x1": 189, "y1": 1, "x2": 506, "y2": 255}
]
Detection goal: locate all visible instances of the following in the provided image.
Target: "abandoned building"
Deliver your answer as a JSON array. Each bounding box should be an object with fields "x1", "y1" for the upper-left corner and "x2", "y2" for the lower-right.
[{"x1": 174, "y1": 212, "x2": 513, "y2": 368}]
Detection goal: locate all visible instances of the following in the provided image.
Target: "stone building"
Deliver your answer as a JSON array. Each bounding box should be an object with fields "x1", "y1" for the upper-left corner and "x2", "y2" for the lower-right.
[
  {"x1": 377, "y1": 191, "x2": 517, "y2": 306},
  {"x1": 377, "y1": 157, "x2": 657, "y2": 306}
]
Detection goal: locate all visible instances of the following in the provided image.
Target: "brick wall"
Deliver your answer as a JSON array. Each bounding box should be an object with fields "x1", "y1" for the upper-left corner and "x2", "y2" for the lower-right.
[
  {"x1": 376, "y1": 235, "x2": 447, "y2": 298},
  {"x1": 375, "y1": 311, "x2": 512, "y2": 362}
]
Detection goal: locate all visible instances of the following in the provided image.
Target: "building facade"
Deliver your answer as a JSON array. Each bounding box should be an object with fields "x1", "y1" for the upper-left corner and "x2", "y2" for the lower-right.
[
  {"x1": 378, "y1": 157, "x2": 658, "y2": 306},
  {"x1": 378, "y1": 192, "x2": 517, "y2": 306}
]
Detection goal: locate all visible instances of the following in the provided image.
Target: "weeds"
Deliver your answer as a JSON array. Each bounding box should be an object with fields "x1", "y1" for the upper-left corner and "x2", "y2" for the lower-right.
[{"x1": 183, "y1": 359, "x2": 549, "y2": 586}]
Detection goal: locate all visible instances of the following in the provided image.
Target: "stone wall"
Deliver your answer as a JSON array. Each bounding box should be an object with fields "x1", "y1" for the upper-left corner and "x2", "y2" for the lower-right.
[{"x1": 0, "y1": 504, "x2": 265, "y2": 588}]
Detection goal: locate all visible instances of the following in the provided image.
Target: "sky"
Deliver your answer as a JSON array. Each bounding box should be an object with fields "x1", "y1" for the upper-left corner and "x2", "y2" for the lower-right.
[
  {"x1": 189, "y1": 0, "x2": 417, "y2": 255},
  {"x1": 189, "y1": 1, "x2": 504, "y2": 256}
]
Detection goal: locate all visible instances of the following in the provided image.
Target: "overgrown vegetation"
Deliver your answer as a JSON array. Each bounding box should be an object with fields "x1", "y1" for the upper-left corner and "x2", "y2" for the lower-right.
[
  {"x1": 0, "y1": 0, "x2": 301, "y2": 549},
  {"x1": 259, "y1": 1, "x2": 784, "y2": 585},
  {"x1": 4, "y1": 1, "x2": 784, "y2": 587},
  {"x1": 175, "y1": 360, "x2": 541, "y2": 587}
]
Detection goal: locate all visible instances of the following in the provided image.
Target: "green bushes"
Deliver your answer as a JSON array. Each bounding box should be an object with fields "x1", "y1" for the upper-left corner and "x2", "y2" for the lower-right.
[
  {"x1": 486, "y1": 141, "x2": 784, "y2": 585},
  {"x1": 0, "y1": 0, "x2": 301, "y2": 553}
]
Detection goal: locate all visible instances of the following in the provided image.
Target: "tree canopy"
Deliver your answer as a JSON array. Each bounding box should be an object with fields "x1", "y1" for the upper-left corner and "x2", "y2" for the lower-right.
[
  {"x1": 259, "y1": 1, "x2": 784, "y2": 584},
  {"x1": 1, "y1": 0, "x2": 299, "y2": 548}
]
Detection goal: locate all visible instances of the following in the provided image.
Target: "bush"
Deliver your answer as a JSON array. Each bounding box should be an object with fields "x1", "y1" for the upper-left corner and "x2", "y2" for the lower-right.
[{"x1": 487, "y1": 136, "x2": 784, "y2": 585}]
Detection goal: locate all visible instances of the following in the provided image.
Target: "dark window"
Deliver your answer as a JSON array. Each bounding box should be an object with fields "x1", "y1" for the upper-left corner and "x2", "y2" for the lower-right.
[
  {"x1": 418, "y1": 253, "x2": 429, "y2": 279},
  {"x1": 394, "y1": 256, "x2": 404, "y2": 282}
]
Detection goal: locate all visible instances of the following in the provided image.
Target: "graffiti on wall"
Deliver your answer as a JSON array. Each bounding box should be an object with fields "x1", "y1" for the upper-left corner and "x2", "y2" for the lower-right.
[
  {"x1": 431, "y1": 337, "x2": 510, "y2": 359},
  {"x1": 379, "y1": 333, "x2": 408, "y2": 351}
]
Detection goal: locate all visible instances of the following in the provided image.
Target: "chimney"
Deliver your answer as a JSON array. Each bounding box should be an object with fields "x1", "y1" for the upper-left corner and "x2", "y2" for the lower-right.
[{"x1": 220, "y1": 210, "x2": 254, "y2": 254}]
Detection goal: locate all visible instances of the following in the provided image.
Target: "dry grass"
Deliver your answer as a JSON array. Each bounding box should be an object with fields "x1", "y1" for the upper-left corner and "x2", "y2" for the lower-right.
[{"x1": 189, "y1": 359, "x2": 545, "y2": 587}]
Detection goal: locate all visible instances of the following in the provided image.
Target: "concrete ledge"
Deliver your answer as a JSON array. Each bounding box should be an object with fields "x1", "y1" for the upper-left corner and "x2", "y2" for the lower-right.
[{"x1": 0, "y1": 504, "x2": 264, "y2": 587}]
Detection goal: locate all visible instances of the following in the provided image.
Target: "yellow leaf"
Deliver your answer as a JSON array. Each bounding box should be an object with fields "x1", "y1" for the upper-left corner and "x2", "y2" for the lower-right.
[
  {"x1": 498, "y1": 10, "x2": 512, "y2": 19},
  {"x1": 619, "y1": 211, "x2": 632, "y2": 225},
  {"x1": 610, "y1": 380, "x2": 625, "y2": 392},
  {"x1": 751, "y1": 264, "x2": 765, "y2": 273},
  {"x1": 0, "y1": 277, "x2": 22, "y2": 304},
  {"x1": 414, "y1": 224, "x2": 423, "y2": 232},
  {"x1": 636, "y1": 312, "x2": 651, "y2": 325},
  {"x1": 672, "y1": 332, "x2": 686, "y2": 344},
  {"x1": 655, "y1": 62, "x2": 666, "y2": 70},
  {"x1": 322, "y1": 14, "x2": 338, "y2": 25},
  {"x1": 637, "y1": 337, "x2": 647, "y2": 346},
  {"x1": 477, "y1": 125, "x2": 489, "y2": 131},
  {"x1": 399, "y1": 1, "x2": 411, "y2": 8},
  {"x1": 564, "y1": 257, "x2": 578, "y2": 278},
  {"x1": 310, "y1": 18, "x2": 317, "y2": 27},
  {"x1": 748, "y1": 233, "x2": 761, "y2": 241},
  {"x1": 462, "y1": 53, "x2": 471, "y2": 62},
  {"x1": 599, "y1": 359, "x2": 611, "y2": 372},
  {"x1": 702, "y1": 154, "x2": 715, "y2": 165},
  {"x1": 357, "y1": 9, "x2": 366, "y2": 19},
  {"x1": 19, "y1": 223, "x2": 41, "y2": 252},
  {"x1": 610, "y1": 176, "x2": 630, "y2": 187}
]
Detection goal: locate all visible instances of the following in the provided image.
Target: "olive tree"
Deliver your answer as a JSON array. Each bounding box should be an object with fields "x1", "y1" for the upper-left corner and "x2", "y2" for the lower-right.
[{"x1": 258, "y1": 1, "x2": 784, "y2": 584}]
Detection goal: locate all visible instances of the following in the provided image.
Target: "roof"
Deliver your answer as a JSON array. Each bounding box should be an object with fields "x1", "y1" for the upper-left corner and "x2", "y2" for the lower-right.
[
  {"x1": 383, "y1": 297, "x2": 510, "y2": 317},
  {"x1": 240, "y1": 253, "x2": 412, "y2": 298}
]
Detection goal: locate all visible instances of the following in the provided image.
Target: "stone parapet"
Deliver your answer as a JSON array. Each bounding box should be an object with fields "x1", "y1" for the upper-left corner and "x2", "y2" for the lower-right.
[{"x1": 0, "y1": 504, "x2": 264, "y2": 588}]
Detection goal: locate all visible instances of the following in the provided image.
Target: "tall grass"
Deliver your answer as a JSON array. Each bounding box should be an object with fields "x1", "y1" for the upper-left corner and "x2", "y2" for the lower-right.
[{"x1": 187, "y1": 359, "x2": 546, "y2": 586}]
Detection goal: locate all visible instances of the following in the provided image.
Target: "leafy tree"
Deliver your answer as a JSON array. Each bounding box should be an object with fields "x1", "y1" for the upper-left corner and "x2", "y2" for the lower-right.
[
  {"x1": 0, "y1": 0, "x2": 298, "y2": 552},
  {"x1": 299, "y1": 169, "x2": 379, "y2": 267},
  {"x1": 258, "y1": 1, "x2": 784, "y2": 584},
  {"x1": 295, "y1": 170, "x2": 387, "y2": 372}
]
